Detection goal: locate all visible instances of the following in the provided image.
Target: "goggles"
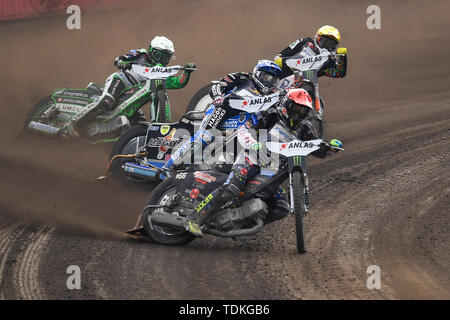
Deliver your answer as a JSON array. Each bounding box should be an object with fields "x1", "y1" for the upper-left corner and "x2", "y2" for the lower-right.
[
  {"x1": 317, "y1": 36, "x2": 339, "y2": 51},
  {"x1": 151, "y1": 49, "x2": 172, "y2": 65}
]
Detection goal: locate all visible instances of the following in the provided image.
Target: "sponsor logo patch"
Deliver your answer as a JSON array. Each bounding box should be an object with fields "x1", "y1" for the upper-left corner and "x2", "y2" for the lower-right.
[
  {"x1": 55, "y1": 104, "x2": 84, "y2": 113},
  {"x1": 193, "y1": 171, "x2": 216, "y2": 183},
  {"x1": 160, "y1": 125, "x2": 170, "y2": 135},
  {"x1": 190, "y1": 188, "x2": 200, "y2": 199},
  {"x1": 288, "y1": 141, "x2": 314, "y2": 149},
  {"x1": 207, "y1": 107, "x2": 226, "y2": 128},
  {"x1": 147, "y1": 137, "x2": 184, "y2": 148},
  {"x1": 196, "y1": 194, "x2": 213, "y2": 212},
  {"x1": 54, "y1": 90, "x2": 90, "y2": 98},
  {"x1": 55, "y1": 97, "x2": 90, "y2": 106}
]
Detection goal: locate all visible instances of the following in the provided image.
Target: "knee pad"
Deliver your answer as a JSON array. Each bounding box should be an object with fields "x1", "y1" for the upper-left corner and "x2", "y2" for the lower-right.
[
  {"x1": 224, "y1": 170, "x2": 245, "y2": 192},
  {"x1": 97, "y1": 93, "x2": 116, "y2": 112},
  {"x1": 224, "y1": 183, "x2": 240, "y2": 197},
  {"x1": 105, "y1": 73, "x2": 127, "y2": 99}
]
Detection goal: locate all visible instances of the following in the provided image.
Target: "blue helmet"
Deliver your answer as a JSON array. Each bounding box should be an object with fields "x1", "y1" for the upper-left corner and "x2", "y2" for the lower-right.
[{"x1": 252, "y1": 60, "x2": 283, "y2": 94}]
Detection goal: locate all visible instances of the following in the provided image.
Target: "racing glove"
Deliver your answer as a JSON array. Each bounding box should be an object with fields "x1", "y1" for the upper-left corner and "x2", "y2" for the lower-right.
[
  {"x1": 212, "y1": 96, "x2": 224, "y2": 107},
  {"x1": 330, "y1": 139, "x2": 343, "y2": 148},
  {"x1": 184, "y1": 63, "x2": 197, "y2": 71},
  {"x1": 251, "y1": 142, "x2": 272, "y2": 166},
  {"x1": 116, "y1": 60, "x2": 132, "y2": 70},
  {"x1": 313, "y1": 139, "x2": 343, "y2": 158}
]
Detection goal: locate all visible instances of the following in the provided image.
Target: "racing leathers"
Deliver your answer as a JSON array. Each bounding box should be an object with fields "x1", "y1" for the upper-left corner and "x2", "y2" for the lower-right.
[
  {"x1": 184, "y1": 106, "x2": 332, "y2": 237},
  {"x1": 63, "y1": 49, "x2": 195, "y2": 136},
  {"x1": 274, "y1": 37, "x2": 347, "y2": 80},
  {"x1": 163, "y1": 72, "x2": 275, "y2": 171},
  {"x1": 273, "y1": 37, "x2": 347, "y2": 139}
]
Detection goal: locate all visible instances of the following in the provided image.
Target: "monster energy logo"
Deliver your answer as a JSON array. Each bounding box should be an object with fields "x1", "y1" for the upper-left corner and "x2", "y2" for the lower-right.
[
  {"x1": 152, "y1": 79, "x2": 164, "y2": 90},
  {"x1": 293, "y1": 156, "x2": 302, "y2": 166},
  {"x1": 303, "y1": 70, "x2": 315, "y2": 81}
]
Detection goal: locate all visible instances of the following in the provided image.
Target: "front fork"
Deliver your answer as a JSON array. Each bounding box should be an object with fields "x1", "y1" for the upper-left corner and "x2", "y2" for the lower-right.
[
  {"x1": 149, "y1": 79, "x2": 170, "y2": 122},
  {"x1": 288, "y1": 156, "x2": 310, "y2": 215},
  {"x1": 150, "y1": 91, "x2": 170, "y2": 122},
  {"x1": 288, "y1": 172, "x2": 310, "y2": 215},
  {"x1": 303, "y1": 174, "x2": 310, "y2": 213},
  {"x1": 289, "y1": 173, "x2": 295, "y2": 214}
]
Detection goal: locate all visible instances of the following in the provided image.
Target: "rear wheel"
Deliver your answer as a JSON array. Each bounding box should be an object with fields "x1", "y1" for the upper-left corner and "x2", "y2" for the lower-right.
[
  {"x1": 292, "y1": 171, "x2": 307, "y2": 254},
  {"x1": 142, "y1": 178, "x2": 196, "y2": 245},
  {"x1": 22, "y1": 96, "x2": 59, "y2": 135},
  {"x1": 110, "y1": 125, "x2": 154, "y2": 186},
  {"x1": 311, "y1": 117, "x2": 325, "y2": 140},
  {"x1": 186, "y1": 83, "x2": 213, "y2": 112}
]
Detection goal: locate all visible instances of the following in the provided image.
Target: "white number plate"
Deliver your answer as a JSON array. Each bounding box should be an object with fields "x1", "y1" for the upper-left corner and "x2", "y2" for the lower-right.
[
  {"x1": 228, "y1": 92, "x2": 280, "y2": 113},
  {"x1": 131, "y1": 65, "x2": 181, "y2": 79},
  {"x1": 267, "y1": 139, "x2": 322, "y2": 157}
]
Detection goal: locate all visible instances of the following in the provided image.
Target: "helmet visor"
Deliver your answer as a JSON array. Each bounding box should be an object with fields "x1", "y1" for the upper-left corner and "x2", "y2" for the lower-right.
[
  {"x1": 317, "y1": 36, "x2": 338, "y2": 51},
  {"x1": 286, "y1": 102, "x2": 310, "y2": 129},
  {"x1": 258, "y1": 71, "x2": 279, "y2": 88},
  {"x1": 151, "y1": 49, "x2": 172, "y2": 65}
]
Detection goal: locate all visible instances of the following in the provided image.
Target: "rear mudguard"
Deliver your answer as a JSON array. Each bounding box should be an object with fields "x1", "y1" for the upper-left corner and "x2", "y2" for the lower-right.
[{"x1": 51, "y1": 88, "x2": 98, "y2": 117}]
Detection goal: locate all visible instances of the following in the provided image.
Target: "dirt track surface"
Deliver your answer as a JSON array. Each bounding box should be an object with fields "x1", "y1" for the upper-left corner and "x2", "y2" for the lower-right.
[{"x1": 0, "y1": 0, "x2": 449, "y2": 299}]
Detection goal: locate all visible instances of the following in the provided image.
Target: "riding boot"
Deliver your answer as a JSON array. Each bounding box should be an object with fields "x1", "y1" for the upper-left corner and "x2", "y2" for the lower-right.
[
  {"x1": 184, "y1": 186, "x2": 236, "y2": 237},
  {"x1": 68, "y1": 72, "x2": 126, "y2": 129},
  {"x1": 72, "y1": 93, "x2": 116, "y2": 127},
  {"x1": 264, "y1": 186, "x2": 290, "y2": 224}
]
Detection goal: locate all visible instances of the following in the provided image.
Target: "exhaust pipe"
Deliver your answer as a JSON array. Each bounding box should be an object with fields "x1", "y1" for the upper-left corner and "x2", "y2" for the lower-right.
[
  {"x1": 150, "y1": 212, "x2": 187, "y2": 230},
  {"x1": 122, "y1": 162, "x2": 158, "y2": 179},
  {"x1": 27, "y1": 121, "x2": 60, "y2": 135},
  {"x1": 203, "y1": 218, "x2": 264, "y2": 238}
]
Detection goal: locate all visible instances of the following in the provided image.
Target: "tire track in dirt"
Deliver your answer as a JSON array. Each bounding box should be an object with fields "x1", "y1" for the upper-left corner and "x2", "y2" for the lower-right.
[
  {"x1": 0, "y1": 222, "x2": 29, "y2": 299},
  {"x1": 0, "y1": 219, "x2": 54, "y2": 300},
  {"x1": 14, "y1": 224, "x2": 54, "y2": 300},
  {"x1": 83, "y1": 236, "x2": 283, "y2": 300}
]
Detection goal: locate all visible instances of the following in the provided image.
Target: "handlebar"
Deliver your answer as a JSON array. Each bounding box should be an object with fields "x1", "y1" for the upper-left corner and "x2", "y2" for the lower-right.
[
  {"x1": 131, "y1": 62, "x2": 197, "y2": 71},
  {"x1": 321, "y1": 141, "x2": 344, "y2": 151}
]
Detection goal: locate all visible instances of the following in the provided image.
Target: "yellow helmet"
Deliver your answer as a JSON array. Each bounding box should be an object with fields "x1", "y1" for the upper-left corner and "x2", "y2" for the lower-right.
[{"x1": 315, "y1": 25, "x2": 341, "y2": 51}]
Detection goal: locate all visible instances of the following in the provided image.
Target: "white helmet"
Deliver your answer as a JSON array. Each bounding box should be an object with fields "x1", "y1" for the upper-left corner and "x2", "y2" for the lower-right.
[{"x1": 149, "y1": 36, "x2": 175, "y2": 66}]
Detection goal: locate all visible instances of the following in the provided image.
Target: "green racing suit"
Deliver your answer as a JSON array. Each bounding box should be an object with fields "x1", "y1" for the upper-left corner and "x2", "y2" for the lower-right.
[{"x1": 67, "y1": 48, "x2": 195, "y2": 131}]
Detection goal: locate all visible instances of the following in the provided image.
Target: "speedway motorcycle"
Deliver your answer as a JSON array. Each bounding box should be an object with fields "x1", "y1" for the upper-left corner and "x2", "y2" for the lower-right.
[
  {"x1": 105, "y1": 83, "x2": 281, "y2": 184},
  {"x1": 129, "y1": 118, "x2": 343, "y2": 253},
  {"x1": 21, "y1": 63, "x2": 195, "y2": 143}
]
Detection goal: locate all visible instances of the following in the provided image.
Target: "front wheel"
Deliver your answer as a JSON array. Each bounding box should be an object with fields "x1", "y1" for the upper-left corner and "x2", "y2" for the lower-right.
[
  {"x1": 186, "y1": 83, "x2": 213, "y2": 113},
  {"x1": 110, "y1": 125, "x2": 153, "y2": 186},
  {"x1": 142, "y1": 177, "x2": 196, "y2": 245},
  {"x1": 292, "y1": 171, "x2": 307, "y2": 254}
]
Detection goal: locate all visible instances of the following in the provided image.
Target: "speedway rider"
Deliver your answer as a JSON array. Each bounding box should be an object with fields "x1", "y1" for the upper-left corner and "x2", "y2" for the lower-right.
[
  {"x1": 162, "y1": 59, "x2": 284, "y2": 171},
  {"x1": 274, "y1": 25, "x2": 347, "y2": 134},
  {"x1": 183, "y1": 88, "x2": 343, "y2": 237},
  {"x1": 62, "y1": 36, "x2": 196, "y2": 137}
]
